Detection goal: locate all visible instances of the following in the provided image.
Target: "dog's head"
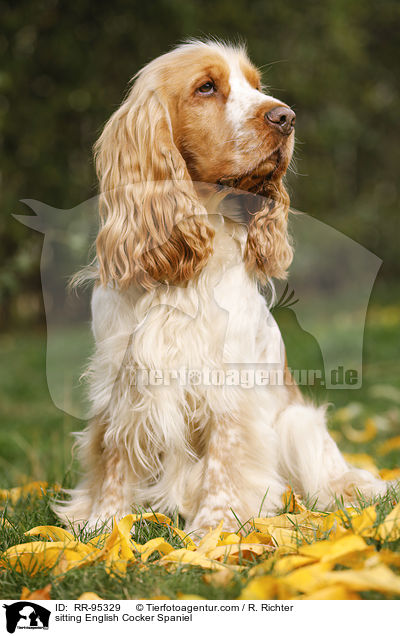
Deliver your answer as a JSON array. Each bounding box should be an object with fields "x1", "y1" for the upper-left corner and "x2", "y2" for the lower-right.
[{"x1": 95, "y1": 40, "x2": 295, "y2": 289}]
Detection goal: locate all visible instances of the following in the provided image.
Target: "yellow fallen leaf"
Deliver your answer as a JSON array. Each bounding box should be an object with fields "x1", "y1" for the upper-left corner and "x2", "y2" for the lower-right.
[
  {"x1": 88, "y1": 533, "x2": 109, "y2": 548},
  {"x1": 343, "y1": 453, "x2": 380, "y2": 477},
  {"x1": 168, "y1": 526, "x2": 197, "y2": 550},
  {"x1": 130, "y1": 512, "x2": 172, "y2": 526},
  {"x1": 300, "y1": 585, "x2": 360, "y2": 600},
  {"x1": 269, "y1": 527, "x2": 301, "y2": 550},
  {"x1": 138, "y1": 538, "x2": 174, "y2": 562},
  {"x1": 282, "y1": 562, "x2": 333, "y2": 593},
  {"x1": 239, "y1": 575, "x2": 294, "y2": 600},
  {"x1": 319, "y1": 507, "x2": 359, "y2": 535},
  {"x1": 0, "y1": 482, "x2": 49, "y2": 504},
  {"x1": 377, "y1": 436, "x2": 400, "y2": 456},
  {"x1": 376, "y1": 501, "x2": 400, "y2": 542},
  {"x1": 281, "y1": 488, "x2": 307, "y2": 513},
  {"x1": 380, "y1": 468, "x2": 400, "y2": 480},
  {"x1": 160, "y1": 548, "x2": 225, "y2": 570},
  {"x1": 273, "y1": 554, "x2": 316, "y2": 576},
  {"x1": 319, "y1": 564, "x2": 400, "y2": 595},
  {"x1": 78, "y1": 593, "x2": 103, "y2": 600},
  {"x1": 25, "y1": 526, "x2": 75, "y2": 542},
  {"x1": 241, "y1": 531, "x2": 273, "y2": 545},
  {"x1": 197, "y1": 521, "x2": 224, "y2": 555},
  {"x1": 206, "y1": 543, "x2": 274, "y2": 564},
  {"x1": 177, "y1": 593, "x2": 205, "y2": 600},
  {"x1": 100, "y1": 516, "x2": 136, "y2": 574},
  {"x1": 342, "y1": 418, "x2": 377, "y2": 443},
  {"x1": 20, "y1": 584, "x2": 52, "y2": 600},
  {"x1": 378, "y1": 550, "x2": 400, "y2": 568},
  {"x1": 351, "y1": 506, "x2": 377, "y2": 537},
  {"x1": 2, "y1": 540, "x2": 97, "y2": 575},
  {"x1": 299, "y1": 533, "x2": 372, "y2": 565},
  {"x1": 254, "y1": 511, "x2": 327, "y2": 548},
  {"x1": 218, "y1": 533, "x2": 241, "y2": 546}
]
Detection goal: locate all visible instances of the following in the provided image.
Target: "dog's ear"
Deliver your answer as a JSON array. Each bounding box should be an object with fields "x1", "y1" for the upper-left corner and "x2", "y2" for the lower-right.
[
  {"x1": 94, "y1": 82, "x2": 214, "y2": 289},
  {"x1": 244, "y1": 180, "x2": 293, "y2": 281}
]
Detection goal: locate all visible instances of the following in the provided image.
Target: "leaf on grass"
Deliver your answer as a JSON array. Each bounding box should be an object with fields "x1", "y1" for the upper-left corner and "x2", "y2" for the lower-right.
[
  {"x1": 273, "y1": 554, "x2": 316, "y2": 576},
  {"x1": 254, "y1": 510, "x2": 323, "y2": 532},
  {"x1": 218, "y1": 533, "x2": 241, "y2": 546},
  {"x1": 2, "y1": 540, "x2": 97, "y2": 575},
  {"x1": 343, "y1": 453, "x2": 380, "y2": 476},
  {"x1": 298, "y1": 533, "x2": 372, "y2": 566},
  {"x1": 380, "y1": 468, "x2": 400, "y2": 480},
  {"x1": 342, "y1": 418, "x2": 377, "y2": 443},
  {"x1": 130, "y1": 513, "x2": 172, "y2": 526},
  {"x1": 376, "y1": 501, "x2": 400, "y2": 542},
  {"x1": 241, "y1": 531, "x2": 273, "y2": 545},
  {"x1": 197, "y1": 521, "x2": 224, "y2": 555},
  {"x1": 239, "y1": 575, "x2": 294, "y2": 600},
  {"x1": 99, "y1": 516, "x2": 136, "y2": 574},
  {"x1": 0, "y1": 482, "x2": 49, "y2": 504},
  {"x1": 254, "y1": 511, "x2": 325, "y2": 547},
  {"x1": 20, "y1": 584, "x2": 51, "y2": 600},
  {"x1": 137, "y1": 537, "x2": 175, "y2": 562},
  {"x1": 282, "y1": 561, "x2": 333, "y2": 593},
  {"x1": 299, "y1": 585, "x2": 360, "y2": 600},
  {"x1": 206, "y1": 543, "x2": 274, "y2": 564},
  {"x1": 177, "y1": 593, "x2": 205, "y2": 600},
  {"x1": 269, "y1": 527, "x2": 301, "y2": 550},
  {"x1": 88, "y1": 533, "x2": 109, "y2": 548},
  {"x1": 78, "y1": 593, "x2": 103, "y2": 600},
  {"x1": 160, "y1": 548, "x2": 225, "y2": 570},
  {"x1": 378, "y1": 550, "x2": 400, "y2": 568},
  {"x1": 168, "y1": 526, "x2": 197, "y2": 550},
  {"x1": 319, "y1": 564, "x2": 400, "y2": 595},
  {"x1": 25, "y1": 526, "x2": 75, "y2": 542},
  {"x1": 350, "y1": 506, "x2": 377, "y2": 537},
  {"x1": 281, "y1": 488, "x2": 307, "y2": 513},
  {"x1": 377, "y1": 436, "x2": 400, "y2": 456}
]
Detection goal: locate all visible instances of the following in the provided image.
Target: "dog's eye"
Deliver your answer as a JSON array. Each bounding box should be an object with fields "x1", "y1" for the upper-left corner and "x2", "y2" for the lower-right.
[{"x1": 197, "y1": 81, "x2": 215, "y2": 95}]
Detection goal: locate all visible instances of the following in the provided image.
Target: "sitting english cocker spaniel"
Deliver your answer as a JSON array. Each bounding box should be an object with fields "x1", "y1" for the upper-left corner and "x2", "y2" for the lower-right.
[{"x1": 56, "y1": 39, "x2": 392, "y2": 535}]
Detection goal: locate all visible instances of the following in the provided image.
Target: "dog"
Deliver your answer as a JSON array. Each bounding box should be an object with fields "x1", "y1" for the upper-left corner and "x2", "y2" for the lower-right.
[{"x1": 55, "y1": 39, "x2": 392, "y2": 535}]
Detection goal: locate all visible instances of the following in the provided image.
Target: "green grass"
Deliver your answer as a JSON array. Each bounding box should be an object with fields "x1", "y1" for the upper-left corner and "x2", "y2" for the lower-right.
[
  {"x1": 0, "y1": 491, "x2": 249, "y2": 600},
  {"x1": 0, "y1": 294, "x2": 399, "y2": 599}
]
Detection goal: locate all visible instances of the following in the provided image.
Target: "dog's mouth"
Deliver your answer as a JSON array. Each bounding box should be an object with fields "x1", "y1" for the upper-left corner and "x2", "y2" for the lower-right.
[{"x1": 217, "y1": 149, "x2": 283, "y2": 195}]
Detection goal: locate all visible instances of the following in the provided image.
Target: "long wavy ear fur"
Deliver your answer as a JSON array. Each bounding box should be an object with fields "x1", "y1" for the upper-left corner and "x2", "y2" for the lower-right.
[
  {"x1": 244, "y1": 180, "x2": 293, "y2": 281},
  {"x1": 94, "y1": 74, "x2": 215, "y2": 290}
]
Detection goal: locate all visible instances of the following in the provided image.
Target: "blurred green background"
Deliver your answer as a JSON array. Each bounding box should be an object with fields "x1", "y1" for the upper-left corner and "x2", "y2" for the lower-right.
[{"x1": 0, "y1": 0, "x2": 399, "y2": 487}]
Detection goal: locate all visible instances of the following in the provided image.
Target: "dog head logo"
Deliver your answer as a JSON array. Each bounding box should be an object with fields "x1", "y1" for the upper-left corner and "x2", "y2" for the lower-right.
[{"x1": 3, "y1": 602, "x2": 50, "y2": 633}]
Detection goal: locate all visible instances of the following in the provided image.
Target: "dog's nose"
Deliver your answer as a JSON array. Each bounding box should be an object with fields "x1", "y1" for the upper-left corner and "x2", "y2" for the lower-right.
[{"x1": 265, "y1": 106, "x2": 296, "y2": 135}]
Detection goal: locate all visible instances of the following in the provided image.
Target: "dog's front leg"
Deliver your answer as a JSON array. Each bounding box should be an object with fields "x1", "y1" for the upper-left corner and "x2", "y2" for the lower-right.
[
  {"x1": 54, "y1": 416, "x2": 137, "y2": 531},
  {"x1": 185, "y1": 414, "x2": 243, "y2": 536},
  {"x1": 185, "y1": 404, "x2": 285, "y2": 538}
]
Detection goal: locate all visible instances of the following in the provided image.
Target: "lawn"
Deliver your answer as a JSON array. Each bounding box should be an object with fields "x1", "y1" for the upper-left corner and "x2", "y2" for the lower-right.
[{"x1": 0, "y1": 293, "x2": 399, "y2": 600}]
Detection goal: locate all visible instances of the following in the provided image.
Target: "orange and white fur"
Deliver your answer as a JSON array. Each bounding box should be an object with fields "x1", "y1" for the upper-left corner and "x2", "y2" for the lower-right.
[{"x1": 55, "y1": 40, "x2": 391, "y2": 535}]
